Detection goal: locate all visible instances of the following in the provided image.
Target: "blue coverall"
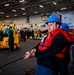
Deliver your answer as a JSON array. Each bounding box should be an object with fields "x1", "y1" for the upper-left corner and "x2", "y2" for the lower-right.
[{"x1": 8, "y1": 27, "x2": 14, "y2": 52}]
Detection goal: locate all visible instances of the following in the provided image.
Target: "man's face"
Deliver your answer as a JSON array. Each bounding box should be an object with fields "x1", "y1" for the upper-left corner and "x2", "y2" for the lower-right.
[{"x1": 47, "y1": 22, "x2": 57, "y2": 32}]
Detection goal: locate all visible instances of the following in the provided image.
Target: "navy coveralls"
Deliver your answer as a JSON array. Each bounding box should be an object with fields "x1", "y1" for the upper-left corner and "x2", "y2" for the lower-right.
[{"x1": 8, "y1": 28, "x2": 14, "y2": 52}]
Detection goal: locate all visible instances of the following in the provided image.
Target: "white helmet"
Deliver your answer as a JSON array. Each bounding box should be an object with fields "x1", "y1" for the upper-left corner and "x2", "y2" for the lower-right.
[{"x1": 5, "y1": 26, "x2": 8, "y2": 29}]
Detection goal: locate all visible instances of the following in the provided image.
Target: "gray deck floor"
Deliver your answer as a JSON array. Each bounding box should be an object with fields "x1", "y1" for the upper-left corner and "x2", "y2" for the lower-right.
[{"x1": 0, "y1": 39, "x2": 74, "y2": 75}]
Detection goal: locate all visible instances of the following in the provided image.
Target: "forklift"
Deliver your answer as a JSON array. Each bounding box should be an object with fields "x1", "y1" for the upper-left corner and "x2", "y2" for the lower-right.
[{"x1": 0, "y1": 22, "x2": 20, "y2": 49}]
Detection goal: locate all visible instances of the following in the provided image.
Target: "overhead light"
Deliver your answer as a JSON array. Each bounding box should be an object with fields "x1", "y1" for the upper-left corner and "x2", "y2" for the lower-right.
[
  {"x1": 22, "y1": 13, "x2": 26, "y2": 15},
  {"x1": 61, "y1": 7, "x2": 67, "y2": 10},
  {"x1": 0, "y1": 12, "x2": 4, "y2": 14},
  {"x1": 5, "y1": 4, "x2": 9, "y2": 6},
  {"x1": 19, "y1": 0, "x2": 25, "y2": 2},
  {"x1": 53, "y1": 2, "x2": 57, "y2": 5},
  {"x1": 34, "y1": 11, "x2": 38, "y2": 13},
  {"x1": 21, "y1": 8, "x2": 25, "y2": 10},
  {"x1": 14, "y1": 14, "x2": 17, "y2": 16},
  {"x1": 39, "y1": 5, "x2": 43, "y2": 8},
  {"x1": 6, "y1": 15, "x2": 9, "y2": 17},
  {"x1": 12, "y1": 9, "x2": 16, "y2": 12}
]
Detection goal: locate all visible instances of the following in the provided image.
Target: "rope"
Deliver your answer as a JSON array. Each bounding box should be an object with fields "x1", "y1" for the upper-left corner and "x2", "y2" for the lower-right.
[{"x1": 0, "y1": 57, "x2": 23, "y2": 68}]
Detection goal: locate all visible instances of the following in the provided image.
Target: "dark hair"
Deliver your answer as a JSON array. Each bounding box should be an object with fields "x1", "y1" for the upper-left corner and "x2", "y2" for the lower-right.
[{"x1": 56, "y1": 22, "x2": 61, "y2": 25}]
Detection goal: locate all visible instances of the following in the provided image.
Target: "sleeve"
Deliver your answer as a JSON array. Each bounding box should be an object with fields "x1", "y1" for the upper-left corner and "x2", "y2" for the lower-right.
[
  {"x1": 35, "y1": 34, "x2": 67, "y2": 58},
  {"x1": 7, "y1": 29, "x2": 10, "y2": 36}
]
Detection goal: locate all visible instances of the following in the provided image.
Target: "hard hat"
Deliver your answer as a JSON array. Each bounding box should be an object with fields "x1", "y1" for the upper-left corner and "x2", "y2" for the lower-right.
[
  {"x1": 60, "y1": 23, "x2": 69, "y2": 31},
  {"x1": 5, "y1": 26, "x2": 8, "y2": 29},
  {"x1": 46, "y1": 15, "x2": 60, "y2": 24}
]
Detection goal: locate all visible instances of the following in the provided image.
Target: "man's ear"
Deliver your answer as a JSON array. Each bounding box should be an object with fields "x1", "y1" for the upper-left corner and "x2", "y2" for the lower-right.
[{"x1": 56, "y1": 24, "x2": 60, "y2": 28}]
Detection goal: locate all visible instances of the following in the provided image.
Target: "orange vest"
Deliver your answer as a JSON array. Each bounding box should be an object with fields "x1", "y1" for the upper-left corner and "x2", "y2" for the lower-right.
[{"x1": 38, "y1": 28, "x2": 71, "y2": 58}]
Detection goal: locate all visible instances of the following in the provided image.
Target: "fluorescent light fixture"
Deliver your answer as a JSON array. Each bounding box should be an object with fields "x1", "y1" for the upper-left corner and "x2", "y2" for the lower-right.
[
  {"x1": 0, "y1": 12, "x2": 4, "y2": 14},
  {"x1": 39, "y1": 5, "x2": 43, "y2": 8},
  {"x1": 61, "y1": 7, "x2": 67, "y2": 10},
  {"x1": 34, "y1": 11, "x2": 38, "y2": 13},
  {"x1": 5, "y1": 4, "x2": 9, "y2": 6},
  {"x1": 19, "y1": 0, "x2": 25, "y2": 2},
  {"x1": 53, "y1": 2, "x2": 57, "y2": 5},
  {"x1": 22, "y1": 13, "x2": 26, "y2": 15},
  {"x1": 21, "y1": 8, "x2": 25, "y2": 10},
  {"x1": 12, "y1": 9, "x2": 16, "y2": 12},
  {"x1": 6, "y1": 15, "x2": 9, "y2": 17},
  {"x1": 14, "y1": 14, "x2": 17, "y2": 16}
]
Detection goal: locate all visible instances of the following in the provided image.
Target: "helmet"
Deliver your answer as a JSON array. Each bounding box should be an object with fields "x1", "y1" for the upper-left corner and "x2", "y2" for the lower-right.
[
  {"x1": 5, "y1": 26, "x2": 8, "y2": 29},
  {"x1": 46, "y1": 15, "x2": 60, "y2": 24},
  {"x1": 60, "y1": 23, "x2": 69, "y2": 31}
]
